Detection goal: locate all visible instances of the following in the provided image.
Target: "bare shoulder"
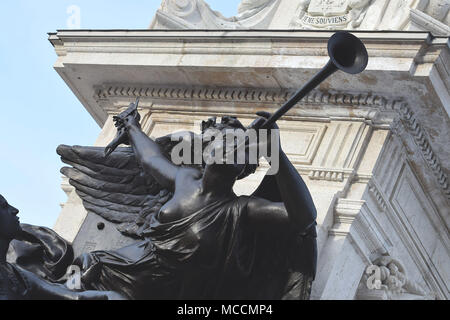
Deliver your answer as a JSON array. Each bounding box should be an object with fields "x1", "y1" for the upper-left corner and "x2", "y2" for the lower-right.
[{"x1": 246, "y1": 196, "x2": 290, "y2": 233}]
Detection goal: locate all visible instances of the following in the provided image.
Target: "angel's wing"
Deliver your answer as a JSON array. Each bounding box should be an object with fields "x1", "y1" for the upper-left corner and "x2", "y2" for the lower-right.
[{"x1": 57, "y1": 144, "x2": 171, "y2": 239}]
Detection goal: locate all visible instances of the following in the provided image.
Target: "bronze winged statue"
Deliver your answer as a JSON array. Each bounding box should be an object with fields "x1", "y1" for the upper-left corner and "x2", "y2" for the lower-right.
[
  {"x1": 2, "y1": 32, "x2": 369, "y2": 300},
  {"x1": 1, "y1": 194, "x2": 125, "y2": 300},
  {"x1": 55, "y1": 99, "x2": 318, "y2": 300}
]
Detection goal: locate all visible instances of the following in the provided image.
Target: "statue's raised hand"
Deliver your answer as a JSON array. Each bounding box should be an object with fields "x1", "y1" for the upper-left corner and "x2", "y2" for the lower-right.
[
  {"x1": 105, "y1": 98, "x2": 141, "y2": 157},
  {"x1": 248, "y1": 111, "x2": 281, "y2": 154}
]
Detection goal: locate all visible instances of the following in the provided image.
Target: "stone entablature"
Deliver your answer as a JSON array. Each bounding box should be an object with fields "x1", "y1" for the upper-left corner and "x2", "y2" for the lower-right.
[{"x1": 95, "y1": 84, "x2": 449, "y2": 201}]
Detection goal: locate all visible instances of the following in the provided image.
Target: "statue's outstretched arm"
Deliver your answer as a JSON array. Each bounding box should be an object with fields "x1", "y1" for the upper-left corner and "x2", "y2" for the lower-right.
[
  {"x1": 247, "y1": 149, "x2": 317, "y2": 235},
  {"x1": 247, "y1": 112, "x2": 317, "y2": 234},
  {"x1": 123, "y1": 116, "x2": 179, "y2": 191},
  {"x1": 273, "y1": 149, "x2": 317, "y2": 233}
]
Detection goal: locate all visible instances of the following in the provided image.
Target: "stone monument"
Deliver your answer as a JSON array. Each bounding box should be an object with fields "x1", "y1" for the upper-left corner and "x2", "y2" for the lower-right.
[{"x1": 49, "y1": 0, "x2": 449, "y2": 299}]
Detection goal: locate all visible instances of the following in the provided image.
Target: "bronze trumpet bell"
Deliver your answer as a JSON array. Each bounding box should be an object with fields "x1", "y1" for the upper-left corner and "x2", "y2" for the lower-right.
[
  {"x1": 260, "y1": 31, "x2": 369, "y2": 129},
  {"x1": 328, "y1": 31, "x2": 369, "y2": 75}
]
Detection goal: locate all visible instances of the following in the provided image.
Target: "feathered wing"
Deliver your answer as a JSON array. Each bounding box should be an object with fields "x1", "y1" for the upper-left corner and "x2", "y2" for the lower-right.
[{"x1": 57, "y1": 144, "x2": 171, "y2": 239}]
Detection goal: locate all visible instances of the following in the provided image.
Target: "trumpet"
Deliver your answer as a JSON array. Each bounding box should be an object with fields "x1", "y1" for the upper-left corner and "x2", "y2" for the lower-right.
[{"x1": 260, "y1": 31, "x2": 369, "y2": 129}]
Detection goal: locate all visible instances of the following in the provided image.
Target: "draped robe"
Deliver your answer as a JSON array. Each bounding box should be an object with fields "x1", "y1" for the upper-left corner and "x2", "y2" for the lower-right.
[
  {"x1": 9, "y1": 195, "x2": 317, "y2": 300},
  {"x1": 74, "y1": 195, "x2": 316, "y2": 299}
]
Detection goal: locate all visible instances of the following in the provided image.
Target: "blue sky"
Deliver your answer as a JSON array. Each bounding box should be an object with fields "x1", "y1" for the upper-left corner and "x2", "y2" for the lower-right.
[{"x1": 0, "y1": 0, "x2": 241, "y2": 227}]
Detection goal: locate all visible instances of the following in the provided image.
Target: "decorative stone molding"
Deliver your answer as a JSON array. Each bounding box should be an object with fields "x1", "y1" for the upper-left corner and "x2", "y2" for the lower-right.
[
  {"x1": 95, "y1": 85, "x2": 449, "y2": 200},
  {"x1": 329, "y1": 198, "x2": 362, "y2": 236},
  {"x1": 368, "y1": 180, "x2": 388, "y2": 212},
  {"x1": 356, "y1": 255, "x2": 435, "y2": 300},
  {"x1": 392, "y1": 102, "x2": 449, "y2": 200},
  {"x1": 369, "y1": 98, "x2": 449, "y2": 201},
  {"x1": 309, "y1": 168, "x2": 345, "y2": 182},
  {"x1": 95, "y1": 85, "x2": 391, "y2": 108}
]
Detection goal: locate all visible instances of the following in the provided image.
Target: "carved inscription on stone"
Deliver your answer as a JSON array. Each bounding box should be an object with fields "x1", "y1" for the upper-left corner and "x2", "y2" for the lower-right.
[{"x1": 291, "y1": 0, "x2": 371, "y2": 29}]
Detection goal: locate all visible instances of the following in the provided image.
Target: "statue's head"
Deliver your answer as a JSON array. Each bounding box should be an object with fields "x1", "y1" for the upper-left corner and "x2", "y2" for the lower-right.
[
  {"x1": 0, "y1": 194, "x2": 21, "y2": 240},
  {"x1": 201, "y1": 116, "x2": 258, "y2": 181}
]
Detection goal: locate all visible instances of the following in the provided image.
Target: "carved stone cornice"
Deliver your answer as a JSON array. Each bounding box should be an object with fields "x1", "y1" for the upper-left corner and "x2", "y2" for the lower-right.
[
  {"x1": 368, "y1": 180, "x2": 388, "y2": 212},
  {"x1": 387, "y1": 102, "x2": 449, "y2": 201},
  {"x1": 309, "y1": 168, "x2": 346, "y2": 182},
  {"x1": 95, "y1": 85, "x2": 391, "y2": 108},
  {"x1": 96, "y1": 86, "x2": 394, "y2": 126}
]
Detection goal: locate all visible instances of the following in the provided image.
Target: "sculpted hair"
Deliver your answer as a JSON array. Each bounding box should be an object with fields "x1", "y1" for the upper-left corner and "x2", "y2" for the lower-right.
[{"x1": 200, "y1": 116, "x2": 258, "y2": 180}]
